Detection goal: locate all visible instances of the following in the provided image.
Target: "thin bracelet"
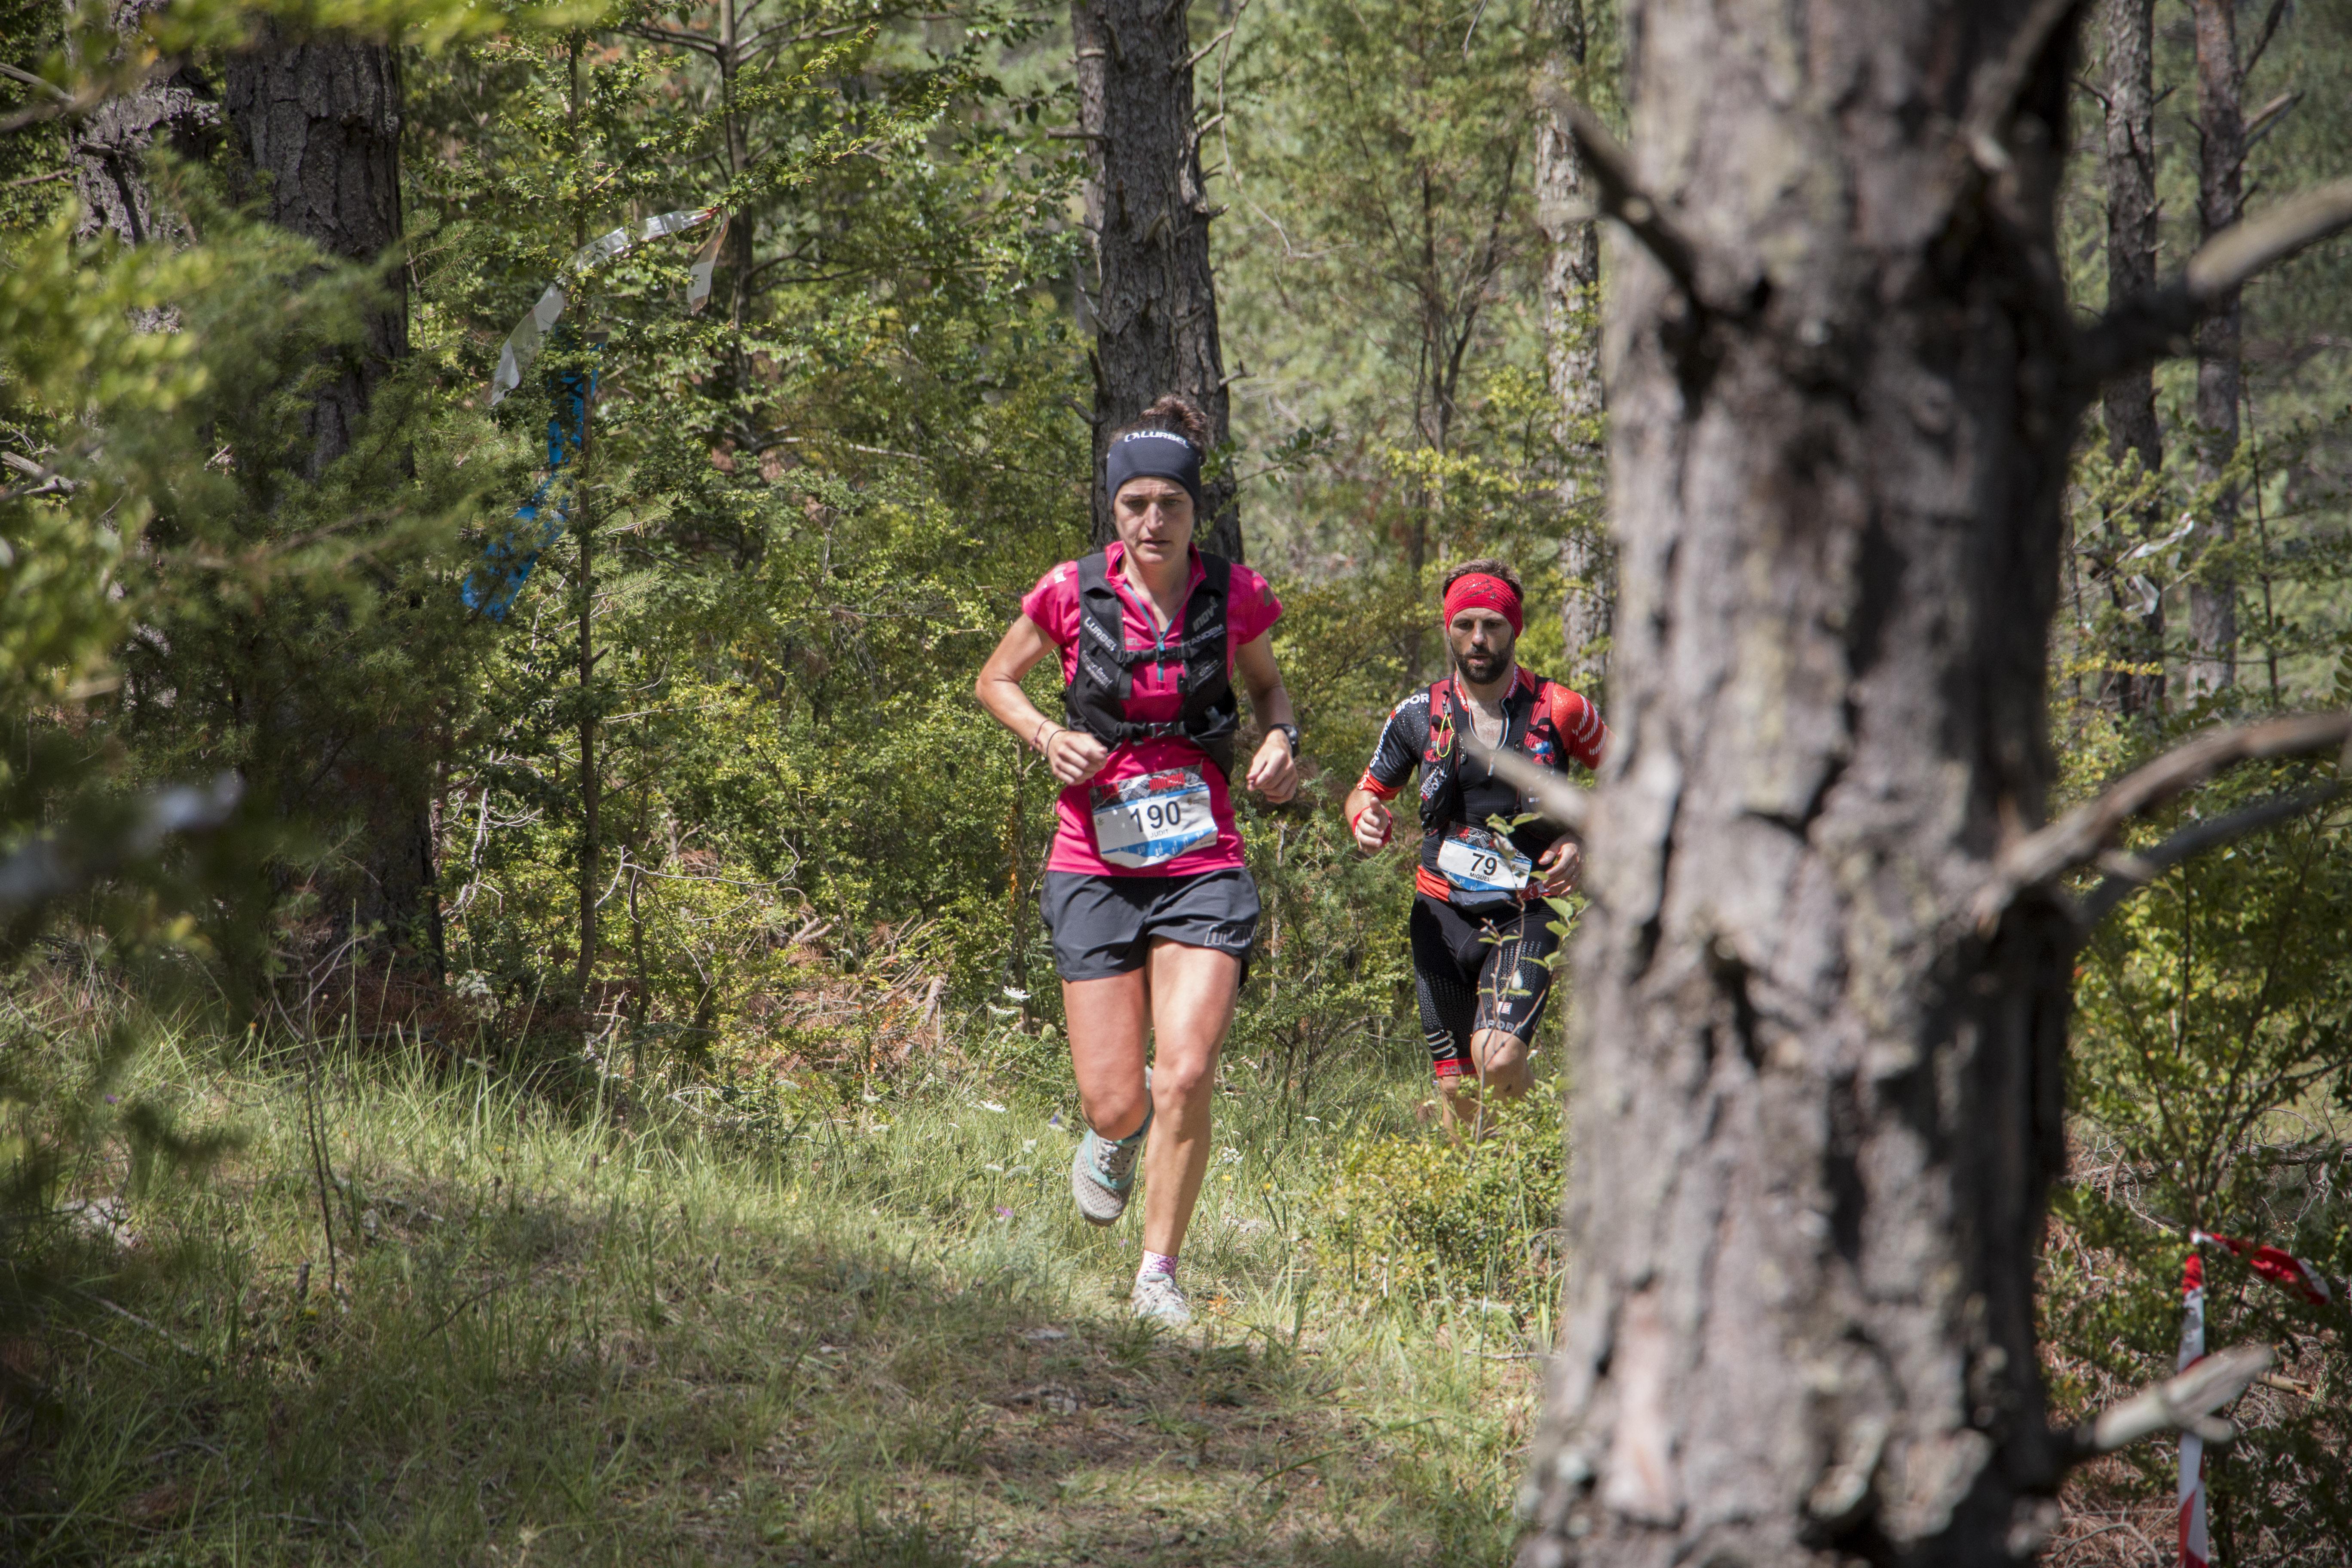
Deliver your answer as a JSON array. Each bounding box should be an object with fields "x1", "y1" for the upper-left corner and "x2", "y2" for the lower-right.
[{"x1": 1032, "y1": 718, "x2": 1062, "y2": 754}]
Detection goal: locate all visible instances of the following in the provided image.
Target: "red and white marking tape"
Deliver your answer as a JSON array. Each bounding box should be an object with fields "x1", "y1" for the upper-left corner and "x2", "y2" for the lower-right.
[{"x1": 2173, "y1": 1229, "x2": 2337, "y2": 1567}]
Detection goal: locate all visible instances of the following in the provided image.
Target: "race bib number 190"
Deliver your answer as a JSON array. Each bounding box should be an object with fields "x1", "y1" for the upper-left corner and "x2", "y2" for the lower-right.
[
  {"x1": 1090, "y1": 769, "x2": 1215, "y2": 869},
  {"x1": 1436, "y1": 823, "x2": 1530, "y2": 900}
]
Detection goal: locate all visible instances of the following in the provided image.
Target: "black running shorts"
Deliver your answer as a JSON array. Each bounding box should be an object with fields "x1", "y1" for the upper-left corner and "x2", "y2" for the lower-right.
[
  {"x1": 1040, "y1": 868, "x2": 1261, "y2": 982},
  {"x1": 1409, "y1": 892, "x2": 1562, "y2": 1077}
]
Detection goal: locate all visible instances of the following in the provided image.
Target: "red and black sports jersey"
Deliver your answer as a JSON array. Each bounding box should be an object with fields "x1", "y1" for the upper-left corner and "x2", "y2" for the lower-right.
[{"x1": 1357, "y1": 668, "x2": 1607, "y2": 904}]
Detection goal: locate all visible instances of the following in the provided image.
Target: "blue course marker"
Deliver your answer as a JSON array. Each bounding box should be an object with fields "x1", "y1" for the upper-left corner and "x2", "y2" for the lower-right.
[{"x1": 462, "y1": 356, "x2": 597, "y2": 622}]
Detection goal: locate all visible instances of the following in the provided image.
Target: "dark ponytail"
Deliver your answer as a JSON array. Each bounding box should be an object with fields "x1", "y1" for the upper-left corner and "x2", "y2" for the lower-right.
[{"x1": 1114, "y1": 393, "x2": 1210, "y2": 450}]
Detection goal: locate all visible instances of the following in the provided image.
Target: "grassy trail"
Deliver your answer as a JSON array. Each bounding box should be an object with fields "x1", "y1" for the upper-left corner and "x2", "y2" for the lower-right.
[{"x1": 8, "y1": 1032, "x2": 1553, "y2": 1565}]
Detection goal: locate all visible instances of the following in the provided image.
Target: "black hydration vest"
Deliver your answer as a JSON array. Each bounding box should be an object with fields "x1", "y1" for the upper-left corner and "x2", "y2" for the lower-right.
[
  {"x1": 1062, "y1": 550, "x2": 1239, "y2": 775},
  {"x1": 1417, "y1": 675, "x2": 1568, "y2": 895}
]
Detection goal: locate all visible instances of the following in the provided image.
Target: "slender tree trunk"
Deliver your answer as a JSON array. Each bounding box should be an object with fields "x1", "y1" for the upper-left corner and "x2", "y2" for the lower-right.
[
  {"x1": 566, "y1": 36, "x2": 601, "y2": 998},
  {"x1": 224, "y1": 28, "x2": 438, "y2": 963},
  {"x1": 2187, "y1": 0, "x2": 2242, "y2": 698},
  {"x1": 576, "y1": 384, "x2": 600, "y2": 996},
  {"x1": 717, "y1": 0, "x2": 755, "y2": 327},
  {"x1": 1519, "y1": 4, "x2": 2087, "y2": 1562},
  {"x1": 1534, "y1": 0, "x2": 1608, "y2": 689},
  {"x1": 2099, "y1": 0, "x2": 2162, "y2": 716},
  {"x1": 1072, "y1": 0, "x2": 1240, "y2": 557}
]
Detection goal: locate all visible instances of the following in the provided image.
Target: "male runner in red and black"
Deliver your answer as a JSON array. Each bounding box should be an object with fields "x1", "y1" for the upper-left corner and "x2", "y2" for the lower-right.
[{"x1": 1343, "y1": 560, "x2": 1607, "y2": 1131}]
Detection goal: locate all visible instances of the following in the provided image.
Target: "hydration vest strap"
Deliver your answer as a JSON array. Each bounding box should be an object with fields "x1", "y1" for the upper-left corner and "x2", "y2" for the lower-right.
[
  {"x1": 1419, "y1": 672, "x2": 1550, "y2": 839},
  {"x1": 1063, "y1": 550, "x2": 1239, "y2": 774}
]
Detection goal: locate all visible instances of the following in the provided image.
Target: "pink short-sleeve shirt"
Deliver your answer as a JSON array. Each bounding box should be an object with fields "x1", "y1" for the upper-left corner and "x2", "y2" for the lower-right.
[{"x1": 1020, "y1": 543, "x2": 1282, "y2": 877}]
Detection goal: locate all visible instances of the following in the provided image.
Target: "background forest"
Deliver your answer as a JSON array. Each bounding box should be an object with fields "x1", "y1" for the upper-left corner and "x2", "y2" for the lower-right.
[{"x1": 0, "y1": 0, "x2": 2347, "y2": 1562}]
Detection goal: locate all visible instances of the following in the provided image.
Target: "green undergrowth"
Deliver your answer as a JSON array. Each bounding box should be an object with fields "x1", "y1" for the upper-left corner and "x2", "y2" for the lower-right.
[
  {"x1": 1320, "y1": 1098, "x2": 1565, "y2": 1305},
  {"x1": 4, "y1": 1014, "x2": 1564, "y2": 1566}
]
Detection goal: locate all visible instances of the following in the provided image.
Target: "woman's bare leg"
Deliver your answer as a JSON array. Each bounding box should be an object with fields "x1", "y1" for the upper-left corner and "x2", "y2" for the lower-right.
[
  {"x1": 1064, "y1": 969, "x2": 1152, "y2": 1140},
  {"x1": 1138, "y1": 940, "x2": 1241, "y2": 1259}
]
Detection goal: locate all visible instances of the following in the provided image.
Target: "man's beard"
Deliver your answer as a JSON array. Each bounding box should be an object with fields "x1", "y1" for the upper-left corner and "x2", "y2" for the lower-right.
[{"x1": 1456, "y1": 643, "x2": 1513, "y2": 685}]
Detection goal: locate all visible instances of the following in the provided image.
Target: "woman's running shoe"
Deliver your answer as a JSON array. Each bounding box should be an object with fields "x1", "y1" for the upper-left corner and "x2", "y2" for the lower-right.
[
  {"x1": 1070, "y1": 1115, "x2": 1145, "y2": 1225},
  {"x1": 1130, "y1": 1271, "x2": 1191, "y2": 1326}
]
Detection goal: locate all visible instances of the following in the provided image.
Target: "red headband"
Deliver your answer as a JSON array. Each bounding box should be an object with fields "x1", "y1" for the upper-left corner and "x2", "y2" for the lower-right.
[{"x1": 1442, "y1": 573, "x2": 1522, "y2": 635}]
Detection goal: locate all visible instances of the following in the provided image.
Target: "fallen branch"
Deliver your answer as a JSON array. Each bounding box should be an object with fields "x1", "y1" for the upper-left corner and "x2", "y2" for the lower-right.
[
  {"x1": 70, "y1": 1286, "x2": 207, "y2": 1361},
  {"x1": 1457, "y1": 732, "x2": 1592, "y2": 832},
  {"x1": 1970, "y1": 712, "x2": 2351, "y2": 931},
  {"x1": 2053, "y1": 1343, "x2": 2272, "y2": 1468},
  {"x1": 2077, "y1": 783, "x2": 2343, "y2": 926},
  {"x1": 2, "y1": 451, "x2": 77, "y2": 496},
  {"x1": 2074, "y1": 178, "x2": 2352, "y2": 389}
]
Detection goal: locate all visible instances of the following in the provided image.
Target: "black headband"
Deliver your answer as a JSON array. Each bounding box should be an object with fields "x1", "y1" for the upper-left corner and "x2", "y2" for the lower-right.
[{"x1": 1105, "y1": 428, "x2": 1203, "y2": 513}]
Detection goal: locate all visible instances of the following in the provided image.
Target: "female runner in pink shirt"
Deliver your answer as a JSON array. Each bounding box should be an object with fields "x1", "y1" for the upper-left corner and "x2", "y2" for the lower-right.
[{"x1": 974, "y1": 394, "x2": 1300, "y2": 1325}]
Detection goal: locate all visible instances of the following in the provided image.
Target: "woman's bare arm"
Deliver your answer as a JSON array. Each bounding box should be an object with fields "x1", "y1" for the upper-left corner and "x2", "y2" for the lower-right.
[
  {"x1": 1233, "y1": 632, "x2": 1298, "y2": 803},
  {"x1": 974, "y1": 615, "x2": 1109, "y2": 787}
]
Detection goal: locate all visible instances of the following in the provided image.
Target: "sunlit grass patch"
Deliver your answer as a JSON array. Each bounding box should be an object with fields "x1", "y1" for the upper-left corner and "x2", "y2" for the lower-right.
[{"x1": 6, "y1": 1013, "x2": 1562, "y2": 1565}]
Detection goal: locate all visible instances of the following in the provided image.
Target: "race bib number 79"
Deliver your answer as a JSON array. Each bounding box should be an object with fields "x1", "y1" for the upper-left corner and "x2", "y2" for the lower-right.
[
  {"x1": 1090, "y1": 769, "x2": 1215, "y2": 869},
  {"x1": 1436, "y1": 822, "x2": 1530, "y2": 900}
]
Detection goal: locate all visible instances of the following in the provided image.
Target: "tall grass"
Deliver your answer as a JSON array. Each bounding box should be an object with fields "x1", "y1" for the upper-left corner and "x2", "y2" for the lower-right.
[{"x1": 4, "y1": 999, "x2": 1563, "y2": 1566}]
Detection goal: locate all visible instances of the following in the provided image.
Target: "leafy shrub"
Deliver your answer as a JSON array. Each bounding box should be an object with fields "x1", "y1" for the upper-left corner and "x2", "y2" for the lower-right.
[
  {"x1": 1316, "y1": 1093, "x2": 1564, "y2": 1305},
  {"x1": 2039, "y1": 705, "x2": 2352, "y2": 1562}
]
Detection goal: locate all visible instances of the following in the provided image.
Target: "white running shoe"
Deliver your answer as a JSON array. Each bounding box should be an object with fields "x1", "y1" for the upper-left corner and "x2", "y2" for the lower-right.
[
  {"x1": 1130, "y1": 1271, "x2": 1191, "y2": 1326},
  {"x1": 1070, "y1": 1112, "x2": 1146, "y2": 1226}
]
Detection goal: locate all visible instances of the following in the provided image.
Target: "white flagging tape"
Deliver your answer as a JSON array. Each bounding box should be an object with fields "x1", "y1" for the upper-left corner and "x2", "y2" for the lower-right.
[
  {"x1": 486, "y1": 207, "x2": 722, "y2": 406},
  {"x1": 2176, "y1": 1250, "x2": 2209, "y2": 1568}
]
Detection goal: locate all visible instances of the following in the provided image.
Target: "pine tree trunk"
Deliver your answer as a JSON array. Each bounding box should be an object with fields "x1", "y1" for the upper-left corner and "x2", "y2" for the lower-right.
[
  {"x1": 1535, "y1": 0, "x2": 1608, "y2": 689},
  {"x1": 224, "y1": 27, "x2": 407, "y2": 474},
  {"x1": 223, "y1": 29, "x2": 437, "y2": 966},
  {"x1": 1518, "y1": 4, "x2": 2087, "y2": 1562},
  {"x1": 1072, "y1": 0, "x2": 1240, "y2": 557},
  {"x1": 66, "y1": 0, "x2": 218, "y2": 250},
  {"x1": 2187, "y1": 0, "x2": 2242, "y2": 698},
  {"x1": 2099, "y1": 0, "x2": 2162, "y2": 716}
]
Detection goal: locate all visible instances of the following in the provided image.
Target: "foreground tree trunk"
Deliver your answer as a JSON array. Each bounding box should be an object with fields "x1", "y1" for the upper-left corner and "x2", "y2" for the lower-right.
[
  {"x1": 1519, "y1": 5, "x2": 2088, "y2": 1562},
  {"x1": 1071, "y1": 0, "x2": 1240, "y2": 556},
  {"x1": 1534, "y1": 0, "x2": 1608, "y2": 690},
  {"x1": 2098, "y1": 0, "x2": 2162, "y2": 716},
  {"x1": 2185, "y1": 0, "x2": 2242, "y2": 697},
  {"x1": 224, "y1": 29, "x2": 438, "y2": 965}
]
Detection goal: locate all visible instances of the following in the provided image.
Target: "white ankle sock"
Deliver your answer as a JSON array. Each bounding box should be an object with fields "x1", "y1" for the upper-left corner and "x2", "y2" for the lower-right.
[{"x1": 1139, "y1": 1250, "x2": 1178, "y2": 1279}]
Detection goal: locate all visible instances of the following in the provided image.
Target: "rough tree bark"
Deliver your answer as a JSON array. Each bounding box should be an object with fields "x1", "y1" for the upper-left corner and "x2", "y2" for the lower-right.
[
  {"x1": 65, "y1": 1, "x2": 219, "y2": 250},
  {"x1": 1534, "y1": 0, "x2": 1609, "y2": 690},
  {"x1": 1517, "y1": 4, "x2": 2108, "y2": 1562},
  {"x1": 223, "y1": 28, "x2": 437, "y2": 963},
  {"x1": 1519, "y1": 0, "x2": 2352, "y2": 1556},
  {"x1": 1072, "y1": 0, "x2": 1240, "y2": 557},
  {"x1": 2185, "y1": 0, "x2": 2242, "y2": 697},
  {"x1": 2098, "y1": 0, "x2": 2162, "y2": 716},
  {"x1": 225, "y1": 28, "x2": 407, "y2": 473}
]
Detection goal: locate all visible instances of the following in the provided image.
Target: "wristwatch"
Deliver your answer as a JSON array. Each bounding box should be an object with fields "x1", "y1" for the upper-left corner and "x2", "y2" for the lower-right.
[{"x1": 1270, "y1": 722, "x2": 1301, "y2": 755}]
